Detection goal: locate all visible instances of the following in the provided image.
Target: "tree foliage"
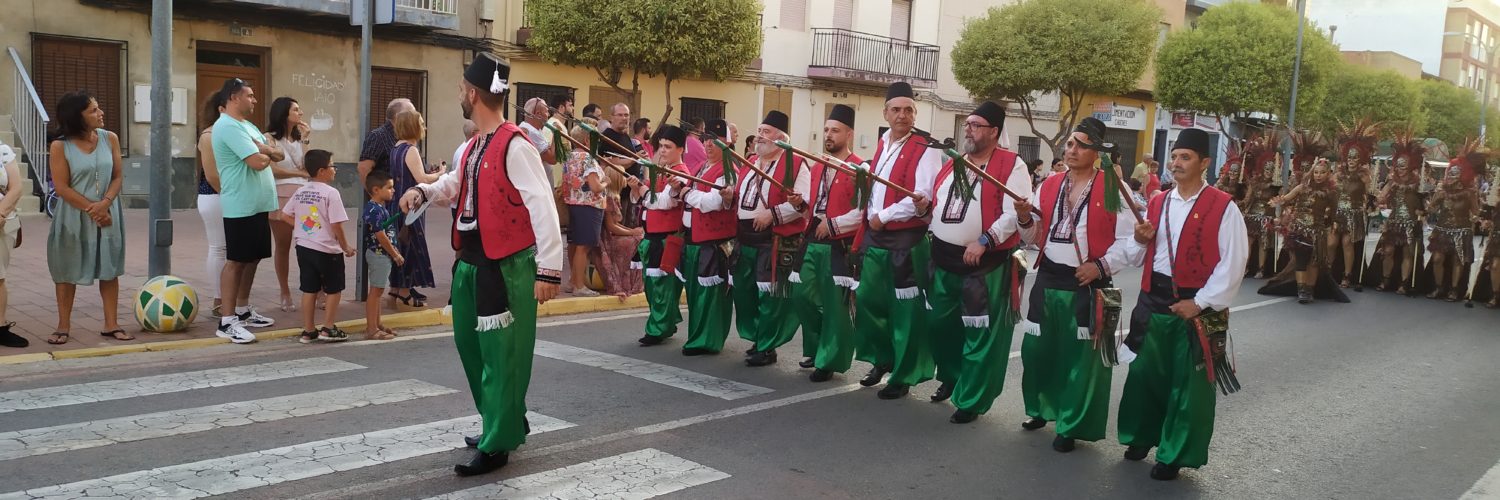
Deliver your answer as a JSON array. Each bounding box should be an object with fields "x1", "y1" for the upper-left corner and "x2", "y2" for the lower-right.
[
  {"x1": 1310, "y1": 65, "x2": 1424, "y2": 135},
  {"x1": 526, "y1": 0, "x2": 762, "y2": 125},
  {"x1": 1417, "y1": 78, "x2": 1486, "y2": 151},
  {"x1": 952, "y1": 0, "x2": 1161, "y2": 155}
]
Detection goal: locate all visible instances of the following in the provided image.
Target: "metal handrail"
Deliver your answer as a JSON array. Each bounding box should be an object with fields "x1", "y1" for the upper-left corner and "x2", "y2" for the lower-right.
[
  {"x1": 7, "y1": 48, "x2": 47, "y2": 124},
  {"x1": 809, "y1": 27, "x2": 939, "y2": 81},
  {"x1": 7, "y1": 46, "x2": 52, "y2": 215}
]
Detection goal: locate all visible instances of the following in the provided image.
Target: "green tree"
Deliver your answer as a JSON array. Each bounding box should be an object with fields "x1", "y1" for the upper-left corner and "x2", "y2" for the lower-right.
[
  {"x1": 1311, "y1": 64, "x2": 1424, "y2": 134},
  {"x1": 1417, "y1": 78, "x2": 1484, "y2": 151},
  {"x1": 526, "y1": 0, "x2": 762, "y2": 125},
  {"x1": 951, "y1": 0, "x2": 1161, "y2": 155},
  {"x1": 1154, "y1": 2, "x2": 1340, "y2": 135}
]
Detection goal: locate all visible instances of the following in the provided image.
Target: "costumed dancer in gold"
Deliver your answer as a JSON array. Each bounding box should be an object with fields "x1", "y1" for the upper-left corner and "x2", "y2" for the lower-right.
[
  {"x1": 1472, "y1": 183, "x2": 1499, "y2": 308},
  {"x1": 1242, "y1": 134, "x2": 1280, "y2": 278},
  {"x1": 1364, "y1": 130, "x2": 1426, "y2": 295},
  {"x1": 1260, "y1": 158, "x2": 1349, "y2": 304},
  {"x1": 1419, "y1": 140, "x2": 1485, "y2": 302},
  {"x1": 1330, "y1": 120, "x2": 1376, "y2": 290}
]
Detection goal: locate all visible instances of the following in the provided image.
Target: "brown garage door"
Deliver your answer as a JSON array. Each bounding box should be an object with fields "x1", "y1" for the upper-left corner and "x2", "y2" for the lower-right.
[
  {"x1": 369, "y1": 67, "x2": 426, "y2": 131},
  {"x1": 33, "y1": 35, "x2": 125, "y2": 138}
]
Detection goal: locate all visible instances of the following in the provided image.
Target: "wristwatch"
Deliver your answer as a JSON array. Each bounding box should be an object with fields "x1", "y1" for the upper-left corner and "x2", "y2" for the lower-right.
[{"x1": 977, "y1": 233, "x2": 991, "y2": 247}]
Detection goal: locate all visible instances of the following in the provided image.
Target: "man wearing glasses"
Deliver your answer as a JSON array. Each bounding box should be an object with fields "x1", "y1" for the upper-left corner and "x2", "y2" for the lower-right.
[{"x1": 211, "y1": 78, "x2": 285, "y2": 344}]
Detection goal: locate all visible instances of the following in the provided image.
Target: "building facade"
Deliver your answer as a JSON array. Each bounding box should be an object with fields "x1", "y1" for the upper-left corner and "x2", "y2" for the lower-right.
[{"x1": 1440, "y1": 0, "x2": 1500, "y2": 109}]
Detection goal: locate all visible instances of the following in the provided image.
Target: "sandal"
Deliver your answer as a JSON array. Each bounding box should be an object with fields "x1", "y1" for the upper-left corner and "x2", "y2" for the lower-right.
[
  {"x1": 393, "y1": 292, "x2": 426, "y2": 308},
  {"x1": 1486, "y1": 298, "x2": 1499, "y2": 309},
  {"x1": 100, "y1": 329, "x2": 135, "y2": 341},
  {"x1": 47, "y1": 332, "x2": 69, "y2": 345},
  {"x1": 378, "y1": 325, "x2": 398, "y2": 336},
  {"x1": 364, "y1": 330, "x2": 397, "y2": 341}
]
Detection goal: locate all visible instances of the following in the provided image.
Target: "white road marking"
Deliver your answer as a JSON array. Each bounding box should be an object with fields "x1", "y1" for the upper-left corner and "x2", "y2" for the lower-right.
[
  {"x1": 424, "y1": 448, "x2": 729, "y2": 500},
  {"x1": 0, "y1": 413, "x2": 574, "y2": 500},
  {"x1": 1229, "y1": 296, "x2": 1294, "y2": 313},
  {"x1": 344, "y1": 311, "x2": 659, "y2": 346},
  {"x1": 0, "y1": 380, "x2": 456, "y2": 462},
  {"x1": 0, "y1": 357, "x2": 364, "y2": 414},
  {"x1": 534, "y1": 341, "x2": 773, "y2": 400},
  {"x1": 1461, "y1": 459, "x2": 1500, "y2": 500}
]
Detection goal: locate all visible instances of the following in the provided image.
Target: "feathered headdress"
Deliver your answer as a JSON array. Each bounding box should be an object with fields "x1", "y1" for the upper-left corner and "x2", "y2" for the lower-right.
[
  {"x1": 1292, "y1": 130, "x2": 1328, "y2": 164},
  {"x1": 1447, "y1": 137, "x2": 1488, "y2": 186},
  {"x1": 1388, "y1": 127, "x2": 1426, "y2": 174},
  {"x1": 1217, "y1": 137, "x2": 1246, "y2": 183},
  {"x1": 1336, "y1": 118, "x2": 1379, "y2": 164},
  {"x1": 1246, "y1": 131, "x2": 1279, "y2": 180}
]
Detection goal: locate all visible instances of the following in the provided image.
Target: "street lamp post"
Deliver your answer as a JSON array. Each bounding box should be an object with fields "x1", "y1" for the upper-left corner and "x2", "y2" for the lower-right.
[{"x1": 1443, "y1": 31, "x2": 1496, "y2": 144}]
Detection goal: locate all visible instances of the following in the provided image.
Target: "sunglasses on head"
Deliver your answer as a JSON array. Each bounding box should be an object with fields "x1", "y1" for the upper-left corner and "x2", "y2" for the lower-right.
[{"x1": 222, "y1": 78, "x2": 247, "y2": 95}]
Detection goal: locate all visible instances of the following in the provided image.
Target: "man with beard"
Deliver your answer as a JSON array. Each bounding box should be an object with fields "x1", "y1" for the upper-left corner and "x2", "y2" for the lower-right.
[
  {"x1": 793, "y1": 104, "x2": 865, "y2": 381},
  {"x1": 397, "y1": 54, "x2": 562, "y2": 476},
  {"x1": 734, "y1": 111, "x2": 811, "y2": 366},
  {"x1": 679, "y1": 120, "x2": 737, "y2": 355},
  {"x1": 633, "y1": 125, "x2": 694, "y2": 346},
  {"x1": 1013, "y1": 117, "x2": 1135, "y2": 452},
  {"x1": 926, "y1": 102, "x2": 1031, "y2": 423}
]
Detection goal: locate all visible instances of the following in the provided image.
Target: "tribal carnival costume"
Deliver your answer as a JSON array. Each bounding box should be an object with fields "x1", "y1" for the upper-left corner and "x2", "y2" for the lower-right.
[
  {"x1": 1330, "y1": 119, "x2": 1377, "y2": 288},
  {"x1": 1363, "y1": 129, "x2": 1427, "y2": 293},
  {"x1": 1418, "y1": 139, "x2": 1485, "y2": 302},
  {"x1": 1258, "y1": 158, "x2": 1349, "y2": 303}
]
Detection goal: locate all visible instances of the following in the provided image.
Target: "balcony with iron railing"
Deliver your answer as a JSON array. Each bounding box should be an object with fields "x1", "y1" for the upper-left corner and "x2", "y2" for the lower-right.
[
  {"x1": 207, "y1": 0, "x2": 460, "y2": 30},
  {"x1": 807, "y1": 28, "x2": 939, "y2": 87}
]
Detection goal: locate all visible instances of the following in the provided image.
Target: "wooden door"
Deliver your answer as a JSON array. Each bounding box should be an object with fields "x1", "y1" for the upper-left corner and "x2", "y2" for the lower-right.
[{"x1": 196, "y1": 44, "x2": 269, "y2": 130}]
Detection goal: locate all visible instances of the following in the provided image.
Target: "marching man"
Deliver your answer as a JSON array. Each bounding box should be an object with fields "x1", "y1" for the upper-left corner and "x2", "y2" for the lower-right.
[
  {"x1": 734, "y1": 111, "x2": 812, "y2": 366},
  {"x1": 679, "y1": 120, "x2": 737, "y2": 355},
  {"x1": 634, "y1": 126, "x2": 693, "y2": 346},
  {"x1": 793, "y1": 105, "x2": 865, "y2": 381}
]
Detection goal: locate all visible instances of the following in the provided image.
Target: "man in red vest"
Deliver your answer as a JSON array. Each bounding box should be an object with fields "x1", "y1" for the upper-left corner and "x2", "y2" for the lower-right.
[
  {"x1": 735, "y1": 111, "x2": 812, "y2": 366},
  {"x1": 633, "y1": 125, "x2": 693, "y2": 347},
  {"x1": 1117, "y1": 127, "x2": 1248, "y2": 480},
  {"x1": 398, "y1": 53, "x2": 562, "y2": 476},
  {"x1": 793, "y1": 104, "x2": 865, "y2": 382},
  {"x1": 857, "y1": 81, "x2": 941, "y2": 399},
  {"x1": 1013, "y1": 117, "x2": 1135, "y2": 453},
  {"x1": 679, "y1": 120, "x2": 737, "y2": 355},
  {"x1": 927, "y1": 102, "x2": 1032, "y2": 423}
]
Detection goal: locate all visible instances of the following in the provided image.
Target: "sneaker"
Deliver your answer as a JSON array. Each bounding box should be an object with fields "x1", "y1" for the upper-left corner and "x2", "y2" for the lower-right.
[
  {"x1": 318, "y1": 327, "x2": 350, "y2": 342},
  {"x1": 216, "y1": 319, "x2": 258, "y2": 344},
  {"x1": 238, "y1": 307, "x2": 276, "y2": 328},
  {"x1": 298, "y1": 330, "x2": 320, "y2": 344},
  {"x1": 572, "y1": 288, "x2": 600, "y2": 297}
]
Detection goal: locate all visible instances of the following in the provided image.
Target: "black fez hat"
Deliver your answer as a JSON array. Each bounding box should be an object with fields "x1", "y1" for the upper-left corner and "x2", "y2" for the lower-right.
[
  {"x1": 970, "y1": 101, "x2": 1006, "y2": 133},
  {"x1": 828, "y1": 104, "x2": 856, "y2": 129},
  {"x1": 464, "y1": 53, "x2": 510, "y2": 94},
  {"x1": 657, "y1": 124, "x2": 688, "y2": 149},
  {"x1": 886, "y1": 82, "x2": 915, "y2": 102},
  {"x1": 1074, "y1": 117, "x2": 1115, "y2": 153},
  {"x1": 707, "y1": 119, "x2": 730, "y2": 140},
  {"x1": 1174, "y1": 128, "x2": 1213, "y2": 158},
  {"x1": 762, "y1": 110, "x2": 789, "y2": 134}
]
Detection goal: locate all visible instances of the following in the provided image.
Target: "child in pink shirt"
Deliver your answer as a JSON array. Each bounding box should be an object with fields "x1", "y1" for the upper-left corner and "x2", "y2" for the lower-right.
[{"x1": 281, "y1": 149, "x2": 354, "y2": 343}]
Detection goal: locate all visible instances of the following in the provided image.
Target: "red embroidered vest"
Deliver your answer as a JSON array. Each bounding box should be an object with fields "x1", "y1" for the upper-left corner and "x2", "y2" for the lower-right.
[
  {"x1": 1035, "y1": 170, "x2": 1117, "y2": 266},
  {"x1": 452, "y1": 123, "x2": 535, "y2": 260},
  {"x1": 934, "y1": 148, "x2": 1021, "y2": 250},
  {"x1": 690, "y1": 160, "x2": 737, "y2": 243},
  {"x1": 644, "y1": 163, "x2": 690, "y2": 234},
  {"x1": 871, "y1": 133, "x2": 932, "y2": 232},
  {"x1": 809, "y1": 152, "x2": 864, "y2": 241},
  {"x1": 1140, "y1": 186, "x2": 1231, "y2": 290},
  {"x1": 764, "y1": 153, "x2": 808, "y2": 237}
]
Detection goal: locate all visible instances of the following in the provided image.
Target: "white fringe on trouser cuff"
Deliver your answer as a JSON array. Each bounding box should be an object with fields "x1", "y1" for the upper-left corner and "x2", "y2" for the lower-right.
[
  {"x1": 894, "y1": 286, "x2": 920, "y2": 300},
  {"x1": 757, "y1": 282, "x2": 772, "y2": 293},
  {"x1": 698, "y1": 276, "x2": 725, "y2": 287},
  {"x1": 630, "y1": 261, "x2": 643, "y2": 270},
  {"x1": 645, "y1": 268, "x2": 668, "y2": 277},
  {"x1": 675, "y1": 269, "x2": 685, "y2": 282},
  {"x1": 476, "y1": 311, "x2": 515, "y2": 332},
  {"x1": 1020, "y1": 320, "x2": 1041, "y2": 336},
  {"x1": 1076, "y1": 327, "x2": 1092, "y2": 340},
  {"x1": 961, "y1": 315, "x2": 991, "y2": 328},
  {"x1": 833, "y1": 277, "x2": 858, "y2": 289},
  {"x1": 788, "y1": 272, "x2": 802, "y2": 283}
]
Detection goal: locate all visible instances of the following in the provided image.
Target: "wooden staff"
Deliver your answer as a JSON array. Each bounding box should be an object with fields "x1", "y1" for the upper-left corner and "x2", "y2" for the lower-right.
[
  {"x1": 774, "y1": 140, "x2": 918, "y2": 198},
  {"x1": 708, "y1": 138, "x2": 792, "y2": 193},
  {"x1": 579, "y1": 122, "x2": 724, "y2": 189},
  {"x1": 543, "y1": 121, "x2": 634, "y2": 178},
  {"x1": 1110, "y1": 172, "x2": 1148, "y2": 224}
]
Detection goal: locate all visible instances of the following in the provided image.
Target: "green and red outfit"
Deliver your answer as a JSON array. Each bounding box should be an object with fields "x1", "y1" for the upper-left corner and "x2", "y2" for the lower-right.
[
  {"x1": 638, "y1": 162, "x2": 692, "y2": 340},
  {"x1": 732, "y1": 153, "x2": 811, "y2": 354},
  {"x1": 792, "y1": 152, "x2": 864, "y2": 373},
  {"x1": 681, "y1": 160, "x2": 736, "y2": 352}
]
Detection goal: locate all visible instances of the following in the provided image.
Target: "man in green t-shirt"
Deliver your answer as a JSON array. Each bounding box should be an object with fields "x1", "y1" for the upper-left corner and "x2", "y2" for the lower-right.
[{"x1": 210, "y1": 78, "x2": 285, "y2": 344}]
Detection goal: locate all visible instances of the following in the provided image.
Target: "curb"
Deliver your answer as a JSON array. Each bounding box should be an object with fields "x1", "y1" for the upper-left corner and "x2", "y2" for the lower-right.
[{"x1": 2, "y1": 293, "x2": 649, "y2": 365}]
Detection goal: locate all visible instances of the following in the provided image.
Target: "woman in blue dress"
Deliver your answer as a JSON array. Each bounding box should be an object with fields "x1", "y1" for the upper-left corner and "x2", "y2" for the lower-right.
[{"x1": 387, "y1": 109, "x2": 439, "y2": 306}]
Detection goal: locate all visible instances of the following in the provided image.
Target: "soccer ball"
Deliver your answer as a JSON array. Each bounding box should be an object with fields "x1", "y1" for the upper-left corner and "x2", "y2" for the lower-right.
[
  {"x1": 585, "y1": 265, "x2": 606, "y2": 291},
  {"x1": 134, "y1": 275, "x2": 200, "y2": 333}
]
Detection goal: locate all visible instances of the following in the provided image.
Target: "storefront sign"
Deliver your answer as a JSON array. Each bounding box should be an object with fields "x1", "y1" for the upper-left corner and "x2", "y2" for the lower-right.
[
  {"x1": 1110, "y1": 104, "x2": 1147, "y2": 131},
  {"x1": 1172, "y1": 112, "x2": 1194, "y2": 128}
]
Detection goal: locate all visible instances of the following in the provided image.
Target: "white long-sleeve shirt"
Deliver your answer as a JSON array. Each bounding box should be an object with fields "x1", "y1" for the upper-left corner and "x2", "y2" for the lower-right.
[
  {"x1": 1123, "y1": 185, "x2": 1250, "y2": 311},
  {"x1": 418, "y1": 133, "x2": 564, "y2": 276},
  {"x1": 931, "y1": 151, "x2": 1033, "y2": 248},
  {"x1": 737, "y1": 153, "x2": 811, "y2": 224},
  {"x1": 865, "y1": 130, "x2": 944, "y2": 224},
  {"x1": 1017, "y1": 174, "x2": 1137, "y2": 275},
  {"x1": 684, "y1": 168, "x2": 730, "y2": 214},
  {"x1": 812, "y1": 162, "x2": 866, "y2": 237},
  {"x1": 640, "y1": 162, "x2": 686, "y2": 211}
]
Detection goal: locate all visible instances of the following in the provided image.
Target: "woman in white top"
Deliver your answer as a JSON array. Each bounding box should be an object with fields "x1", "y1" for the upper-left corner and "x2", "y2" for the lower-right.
[
  {"x1": 265, "y1": 97, "x2": 312, "y2": 311},
  {"x1": 0, "y1": 141, "x2": 25, "y2": 347}
]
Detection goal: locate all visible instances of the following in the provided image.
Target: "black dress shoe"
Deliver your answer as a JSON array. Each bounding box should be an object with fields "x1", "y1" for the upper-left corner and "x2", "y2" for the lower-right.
[
  {"x1": 877, "y1": 383, "x2": 910, "y2": 399},
  {"x1": 464, "y1": 435, "x2": 481, "y2": 448},
  {"x1": 682, "y1": 347, "x2": 712, "y2": 356},
  {"x1": 454, "y1": 450, "x2": 509, "y2": 476},
  {"x1": 809, "y1": 369, "x2": 833, "y2": 382},
  {"x1": 1052, "y1": 435, "x2": 1076, "y2": 453},
  {"x1": 859, "y1": 366, "x2": 891, "y2": 387},
  {"x1": 1150, "y1": 463, "x2": 1181, "y2": 481},
  {"x1": 949, "y1": 409, "x2": 978, "y2": 424},
  {"x1": 1021, "y1": 417, "x2": 1048, "y2": 430},
  {"x1": 1124, "y1": 446, "x2": 1150, "y2": 461},
  {"x1": 931, "y1": 382, "x2": 954, "y2": 402},
  {"x1": 746, "y1": 349, "x2": 778, "y2": 366},
  {"x1": 638, "y1": 335, "x2": 665, "y2": 346},
  {"x1": 799, "y1": 357, "x2": 815, "y2": 368}
]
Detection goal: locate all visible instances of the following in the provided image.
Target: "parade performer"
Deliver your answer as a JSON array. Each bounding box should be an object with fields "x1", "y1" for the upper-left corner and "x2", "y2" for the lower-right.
[
  {"x1": 735, "y1": 111, "x2": 811, "y2": 367},
  {"x1": 1242, "y1": 134, "x2": 1280, "y2": 278},
  {"x1": 1014, "y1": 117, "x2": 1136, "y2": 452},
  {"x1": 1118, "y1": 128, "x2": 1248, "y2": 481},
  {"x1": 792, "y1": 105, "x2": 865, "y2": 381},
  {"x1": 1472, "y1": 194, "x2": 1499, "y2": 308},
  {"x1": 1260, "y1": 158, "x2": 1348, "y2": 304},
  {"x1": 1212, "y1": 139, "x2": 1245, "y2": 202},
  {"x1": 855, "y1": 82, "x2": 940, "y2": 398},
  {"x1": 1419, "y1": 140, "x2": 1485, "y2": 302},
  {"x1": 1330, "y1": 120, "x2": 1377, "y2": 290},
  {"x1": 398, "y1": 54, "x2": 562, "y2": 476},
  {"x1": 678, "y1": 120, "x2": 737, "y2": 355},
  {"x1": 926, "y1": 102, "x2": 1031, "y2": 423},
  {"x1": 634, "y1": 125, "x2": 692, "y2": 346},
  {"x1": 1363, "y1": 130, "x2": 1426, "y2": 295}
]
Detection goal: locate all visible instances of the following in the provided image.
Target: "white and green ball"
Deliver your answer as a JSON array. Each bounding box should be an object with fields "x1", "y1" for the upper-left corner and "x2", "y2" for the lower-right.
[{"x1": 134, "y1": 275, "x2": 200, "y2": 333}]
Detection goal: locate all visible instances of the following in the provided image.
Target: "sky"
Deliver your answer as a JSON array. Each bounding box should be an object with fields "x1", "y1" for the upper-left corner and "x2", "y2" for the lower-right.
[{"x1": 1304, "y1": 0, "x2": 1458, "y2": 75}]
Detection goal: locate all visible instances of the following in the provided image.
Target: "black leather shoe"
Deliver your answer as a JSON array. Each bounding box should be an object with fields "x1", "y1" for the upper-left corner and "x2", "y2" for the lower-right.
[
  {"x1": 454, "y1": 450, "x2": 509, "y2": 476},
  {"x1": 799, "y1": 357, "x2": 815, "y2": 368},
  {"x1": 931, "y1": 382, "x2": 954, "y2": 402},
  {"x1": 949, "y1": 409, "x2": 978, "y2": 424},
  {"x1": 464, "y1": 435, "x2": 481, "y2": 448},
  {"x1": 1052, "y1": 435, "x2": 1076, "y2": 453},
  {"x1": 1124, "y1": 446, "x2": 1150, "y2": 461},
  {"x1": 682, "y1": 347, "x2": 712, "y2": 356},
  {"x1": 1021, "y1": 417, "x2": 1048, "y2": 430},
  {"x1": 859, "y1": 366, "x2": 891, "y2": 387},
  {"x1": 1150, "y1": 463, "x2": 1181, "y2": 481},
  {"x1": 809, "y1": 369, "x2": 833, "y2": 382},
  {"x1": 877, "y1": 383, "x2": 910, "y2": 399},
  {"x1": 746, "y1": 349, "x2": 778, "y2": 366},
  {"x1": 638, "y1": 335, "x2": 665, "y2": 346}
]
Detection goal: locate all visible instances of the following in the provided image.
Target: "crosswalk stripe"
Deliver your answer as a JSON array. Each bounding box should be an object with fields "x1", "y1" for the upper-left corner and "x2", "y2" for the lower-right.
[
  {"x1": 0, "y1": 357, "x2": 364, "y2": 414},
  {"x1": 0, "y1": 412, "x2": 574, "y2": 500},
  {"x1": 424, "y1": 448, "x2": 729, "y2": 500},
  {"x1": 0, "y1": 380, "x2": 457, "y2": 462},
  {"x1": 534, "y1": 341, "x2": 773, "y2": 400}
]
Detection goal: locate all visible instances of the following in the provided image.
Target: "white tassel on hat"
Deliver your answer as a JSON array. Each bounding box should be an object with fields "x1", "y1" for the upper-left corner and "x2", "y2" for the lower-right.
[{"x1": 490, "y1": 69, "x2": 508, "y2": 94}]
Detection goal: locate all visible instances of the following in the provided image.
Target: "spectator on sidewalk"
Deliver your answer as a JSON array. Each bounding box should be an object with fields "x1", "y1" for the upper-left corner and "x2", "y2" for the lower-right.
[
  {"x1": 265, "y1": 97, "x2": 313, "y2": 313},
  {"x1": 196, "y1": 91, "x2": 230, "y2": 317},
  {"x1": 599, "y1": 165, "x2": 644, "y2": 301},
  {"x1": 451, "y1": 119, "x2": 477, "y2": 174},
  {"x1": 519, "y1": 97, "x2": 556, "y2": 165},
  {"x1": 213, "y1": 78, "x2": 284, "y2": 344},
  {"x1": 358, "y1": 98, "x2": 414, "y2": 186},
  {"x1": 362, "y1": 169, "x2": 402, "y2": 341},
  {"x1": 46, "y1": 91, "x2": 128, "y2": 345},
  {"x1": 683, "y1": 117, "x2": 707, "y2": 169},
  {"x1": 632, "y1": 117, "x2": 654, "y2": 158},
  {"x1": 548, "y1": 94, "x2": 573, "y2": 132},
  {"x1": 388, "y1": 109, "x2": 438, "y2": 308},
  {"x1": 562, "y1": 119, "x2": 607, "y2": 297},
  {"x1": 281, "y1": 149, "x2": 353, "y2": 344},
  {"x1": 581, "y1": 103, "x2": 603, "y2": 124},
  {"x1": 0, "y1": 141, "x2": 23, "y2": 347}
]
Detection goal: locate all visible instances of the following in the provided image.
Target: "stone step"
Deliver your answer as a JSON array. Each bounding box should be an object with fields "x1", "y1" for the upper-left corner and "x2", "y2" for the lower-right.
[{"x1": 13, "y1": 194, "x2": 39, "y2": 215}]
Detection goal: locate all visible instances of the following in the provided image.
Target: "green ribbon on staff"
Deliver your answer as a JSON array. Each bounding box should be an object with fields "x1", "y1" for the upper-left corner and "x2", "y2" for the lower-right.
[
  {"x1": 551, "y1": 127, "x2": 568, "y2": 163},
  {"x1": 941, "y1": 148, "x2": 978, "y2": 202},
  {"x1": 1102, "y1": 153, "x2": 1122, "y2": 213}
]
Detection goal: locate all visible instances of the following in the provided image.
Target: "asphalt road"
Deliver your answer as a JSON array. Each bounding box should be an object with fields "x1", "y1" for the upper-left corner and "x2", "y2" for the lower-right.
[{"x1": 2, "y1": 264, "x2": 1498, "y2": 500}]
